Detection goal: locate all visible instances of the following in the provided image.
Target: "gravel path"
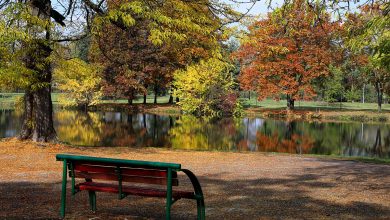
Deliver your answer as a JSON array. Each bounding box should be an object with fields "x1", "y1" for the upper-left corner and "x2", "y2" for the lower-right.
[{"x1": 0, "y1": 139, "x2": 389, "y2": 219}]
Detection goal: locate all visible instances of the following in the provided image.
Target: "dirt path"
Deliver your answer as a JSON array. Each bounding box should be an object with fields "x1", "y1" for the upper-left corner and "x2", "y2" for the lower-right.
[{"x1": 0, "y1": 139, "x2": 389, "y2": 219}]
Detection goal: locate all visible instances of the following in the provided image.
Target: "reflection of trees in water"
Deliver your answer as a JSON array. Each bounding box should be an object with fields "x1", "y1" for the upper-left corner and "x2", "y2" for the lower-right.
[
  {"x1": 101, "y1": 113, "x2": 173, "y2": 147},
  {"x1": 255, "y1": 121, "x2": 315, "y2": 154},
  {"x1": 55, "y1": 111, "x2": 104, "y2": 145},
  {"x1": 55, "y1": 111, "x2": 173, "y2": 147},
  {"x1": 339, "y1": 123, "x2": 390, "y2": 158},
  {"x1": 0, "y1": 109, "x2": 23, "y2": 138},
  {"x1": 2, "y1": 109, "x2": 390, "y2": 158},
  {"x1": 169, "y1": 116, "x2": 239, "y2": 151}
]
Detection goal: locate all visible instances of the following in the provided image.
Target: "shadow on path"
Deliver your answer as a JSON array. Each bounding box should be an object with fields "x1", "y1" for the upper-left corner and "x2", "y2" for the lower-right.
[{"x1": 0, "y1": 161, "x2": 389, "y2": 219}]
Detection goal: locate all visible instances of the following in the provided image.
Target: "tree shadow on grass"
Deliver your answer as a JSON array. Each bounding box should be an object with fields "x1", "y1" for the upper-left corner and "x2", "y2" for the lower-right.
[{"x1": 0, "y1": 162, "x2": 389, "y2": 219}]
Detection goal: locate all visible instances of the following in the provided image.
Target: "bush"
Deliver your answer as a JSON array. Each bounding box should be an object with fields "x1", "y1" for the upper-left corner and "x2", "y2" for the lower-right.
[
  {"x1": 174, "y1": 58, "x2": 241, "y2": 117},
  {"x1": 54, "y1": 58, "x2": 102, "y2": 108}
]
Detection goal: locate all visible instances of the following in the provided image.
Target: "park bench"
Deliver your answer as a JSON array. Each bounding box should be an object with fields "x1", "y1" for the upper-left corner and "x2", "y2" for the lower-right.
[{"x1": 56, "y1": 154, "x2": 205, "y2": 220}]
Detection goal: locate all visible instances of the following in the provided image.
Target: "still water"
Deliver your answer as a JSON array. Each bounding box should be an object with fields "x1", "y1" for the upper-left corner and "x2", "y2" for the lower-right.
[{"x1": 1, "y1": 109, "x2": 389, "y2": 159}]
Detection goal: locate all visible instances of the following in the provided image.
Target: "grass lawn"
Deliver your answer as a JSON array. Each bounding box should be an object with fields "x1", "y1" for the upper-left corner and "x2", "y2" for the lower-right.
[
  {"x1": 0, "y1": 93, "x2": 173, "y2": 106},
  {"x1": 241, "y1": 98, "x2": 390, "y2": 112},
  {"x1": 2, "y1": 92, "x2": 388, "y2": 111}
]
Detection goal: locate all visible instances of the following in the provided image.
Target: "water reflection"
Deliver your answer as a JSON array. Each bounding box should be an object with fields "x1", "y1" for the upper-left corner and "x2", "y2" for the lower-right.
[
  {"x1": 0, "y1": 109, "x2": 389, "y2": 159},
  {"x1": 55, "y1": 111, "x2": 173, "y2": 147}
]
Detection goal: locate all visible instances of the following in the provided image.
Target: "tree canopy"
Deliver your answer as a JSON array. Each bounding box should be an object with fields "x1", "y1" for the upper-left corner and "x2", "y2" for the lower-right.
[{"x1": 234, "y1": 0, "x2": 340, "y2": 109}]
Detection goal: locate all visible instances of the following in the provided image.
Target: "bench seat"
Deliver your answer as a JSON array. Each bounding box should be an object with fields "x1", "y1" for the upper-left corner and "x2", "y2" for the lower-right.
[{"x1": 76, "y1": 182, "x2": 196, "y2": 199}]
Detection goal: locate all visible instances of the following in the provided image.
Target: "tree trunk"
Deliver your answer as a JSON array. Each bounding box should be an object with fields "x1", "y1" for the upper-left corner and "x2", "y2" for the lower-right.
[
  {"x1": 362, "y1": 83, "x2": 365, "y2": 103},
  {"x1": 176, "y1": 97, "x2": 180, "y2": 103},
  {"x1": 143, "y1": 93, "x2": 147, "y2": 104},
  {"x1": 128, "y1": 98, "x2": 133, "y2": 105},
  {"x1": 168, "y1": 94, "x2": 173, "y2": 104},
  {"x1": 375, "y1": 81, "x2": 383, "y2": 112},
  {"x1": 20, "y1": 39, "x2": 56, "y2": 142},
  {"x1": 32, "y1": 85, "x2": 56, "y2": 142},
  {"x1": 154, "y1": 86, "x2": 158, "y2": 104},
  {"x1": 19, "y1": 90, "x2": 34, "y2": 140},
  {"x1": 286, "y1": 95, "x2": 295, "y2": 110}
]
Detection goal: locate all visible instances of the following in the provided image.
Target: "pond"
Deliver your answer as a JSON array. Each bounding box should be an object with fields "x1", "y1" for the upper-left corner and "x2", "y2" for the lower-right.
[{"x1": 1, "y1": 109, "x2": 389, "y2": 159}]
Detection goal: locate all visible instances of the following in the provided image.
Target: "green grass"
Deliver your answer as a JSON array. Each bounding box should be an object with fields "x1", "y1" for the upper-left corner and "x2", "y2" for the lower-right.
[
  {"x1": 100, "y1": 95, "x2": 172, "y2": 104},
  {"x1": 0, "y1": 92, "x2": 173, "y2": 107},
  {"x1": 241, "y1": 98, "x2": 390, "y2": 111},
  {"x1": 2, "y1": 92, "x2": 389, "y2": 113}
]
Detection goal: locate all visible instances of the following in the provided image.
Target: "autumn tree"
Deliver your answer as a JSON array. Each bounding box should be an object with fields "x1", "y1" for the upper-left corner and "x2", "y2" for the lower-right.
[
  {"x1": 54, "y1": 58, "x2": 102, "y2": 109},
  {"x1": 174, "y1": 57, "x2": 241, "y2": 117},
  {"x1": 91, "y1": 0, "x2": 225, "y2": 105},
  {"x1": 0, "y1": 1, "x2": 64, "y2": 141},
  {"x1": 234, "y1": 0, "x2": 340, "y2": 110}
]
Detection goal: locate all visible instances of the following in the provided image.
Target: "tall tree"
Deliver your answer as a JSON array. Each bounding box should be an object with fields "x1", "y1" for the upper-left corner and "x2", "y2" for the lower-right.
[
  {"x1": 0, "y1": 1, "x2": 65, "y2": 141},
  {"x1": 345, "y1": 3, "x2": 390, "y2": 111},
  {"x1": 234, "y1": 0, "x2": 340, "y2": 110},
  {"x1": 90, "y1": 0, "x2": 225, "y2": 105}
]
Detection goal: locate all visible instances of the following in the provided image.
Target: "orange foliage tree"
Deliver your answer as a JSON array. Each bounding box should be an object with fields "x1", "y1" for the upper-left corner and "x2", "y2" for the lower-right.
[{"x1": 234, "y1": 0, "x2": 340, "y2": 110}]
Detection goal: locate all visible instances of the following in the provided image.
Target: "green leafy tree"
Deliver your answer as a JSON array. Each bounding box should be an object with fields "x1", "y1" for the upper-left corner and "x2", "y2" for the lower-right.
[
  {"x1": 0, "y1": 2, "x2": 59, "y2": 141},
  {"x1": 345, "y1": 87, "x2": 361, "y2": 102},
  {"x1": 345, "y1": 3, "x2": 390, "y2": 111},
  {"x1": 324, "y1": 66, "x2": 344, "y2": 103},
  {"x1": 54, "y1": 58, "x2": 102, "y2": 108}
]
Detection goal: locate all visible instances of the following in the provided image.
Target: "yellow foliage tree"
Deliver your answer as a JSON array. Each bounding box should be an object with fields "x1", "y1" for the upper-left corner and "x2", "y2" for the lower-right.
[
  {"x1": 173, "y1": 57, "x2": 241, "y2": 117},
  {"x1": 54, "y1": 59, "x2": 102, "y2": 108}
]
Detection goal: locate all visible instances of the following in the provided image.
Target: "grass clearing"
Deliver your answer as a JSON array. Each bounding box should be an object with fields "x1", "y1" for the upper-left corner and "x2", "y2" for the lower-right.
[{"x1": 241, "y1": 98, "x2": 390, "y2": 111}]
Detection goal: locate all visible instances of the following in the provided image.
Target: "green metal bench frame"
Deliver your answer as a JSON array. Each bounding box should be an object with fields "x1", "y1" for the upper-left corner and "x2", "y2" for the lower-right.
[{"x1": 56, "y1": 154, "x2": 205, "y2": 220}]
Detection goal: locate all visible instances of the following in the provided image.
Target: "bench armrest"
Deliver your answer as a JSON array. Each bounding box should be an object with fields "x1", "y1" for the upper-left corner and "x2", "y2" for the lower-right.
[{"x1": 180, "y1": 169, "x2": 204, "y2": 199}]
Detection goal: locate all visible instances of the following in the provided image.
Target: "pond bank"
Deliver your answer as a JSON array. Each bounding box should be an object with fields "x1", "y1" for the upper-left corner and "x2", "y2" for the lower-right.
[
  {"x1": 91, "y1": 103, "x2": 390, "y2": 123},
  {"x1": 0, "y1": 139, "x2": 389, "y2": 219},
  {"x1": 244, "y1": 108, "x2": 390, "y2": 123}
]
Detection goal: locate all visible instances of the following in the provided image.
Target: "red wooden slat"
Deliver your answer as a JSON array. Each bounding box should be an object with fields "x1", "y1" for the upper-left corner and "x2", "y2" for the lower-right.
[
  {"x1": 76, "y1": 182, "x2": 194, "y2": 199},
  {"x1": 73, "y1": 171, "x2": 179, "y2": 186},
  {"x1": 73, "y1": 164, "x2": 177, "y2": 178}
]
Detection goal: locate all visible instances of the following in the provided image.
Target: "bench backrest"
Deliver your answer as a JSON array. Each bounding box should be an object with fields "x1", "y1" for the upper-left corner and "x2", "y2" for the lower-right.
[
  {"x1": 72, "y1": 162, "x2": 179, "y2": 186},
  {"x1": 56, "y1": 154, "x2": 181, "y2": 186}
]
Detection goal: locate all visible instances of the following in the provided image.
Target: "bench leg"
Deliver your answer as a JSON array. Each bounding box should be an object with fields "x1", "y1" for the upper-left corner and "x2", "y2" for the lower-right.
[
  {"x1": 196, "y1": 197, "x2": 206, "y2": 220},
  {"x1": 60, "y1": 160, "x2": 67, "y2": 218},
  {"x1": 88, "y1": 191, "x2": 96, "y2": 212},
  {"x1": 166, "y1": 168, "x2": 173, "y2": 220}
]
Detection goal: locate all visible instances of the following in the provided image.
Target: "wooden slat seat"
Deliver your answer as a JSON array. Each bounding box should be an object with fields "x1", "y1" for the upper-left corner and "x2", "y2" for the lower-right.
[{"x1": 76, "y1": 182, "x2": 196, "y2": 199}]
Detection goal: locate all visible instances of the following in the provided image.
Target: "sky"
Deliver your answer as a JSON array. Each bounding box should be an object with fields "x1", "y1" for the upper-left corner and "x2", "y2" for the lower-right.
[
  {"x1": 224, "y1": 0, "x2": 285, "y2": 16},
  {"x1": 224, "y1": 0, "x2": 361, "y2": 21}
]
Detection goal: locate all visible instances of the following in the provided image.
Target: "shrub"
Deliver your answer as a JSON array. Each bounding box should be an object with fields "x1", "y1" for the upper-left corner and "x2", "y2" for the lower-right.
[{"x1": 174, "y1": 58, "x2": 241, "y2": 117}]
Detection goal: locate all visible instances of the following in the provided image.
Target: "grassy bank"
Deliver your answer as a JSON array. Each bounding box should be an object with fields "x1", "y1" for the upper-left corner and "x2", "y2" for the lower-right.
[
  {"x1": 242, "y1": 99, "x2": 390, "y2": 123},
  {"x1": 241, "y1": 98, "x2": 390, "y2": 111}
]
